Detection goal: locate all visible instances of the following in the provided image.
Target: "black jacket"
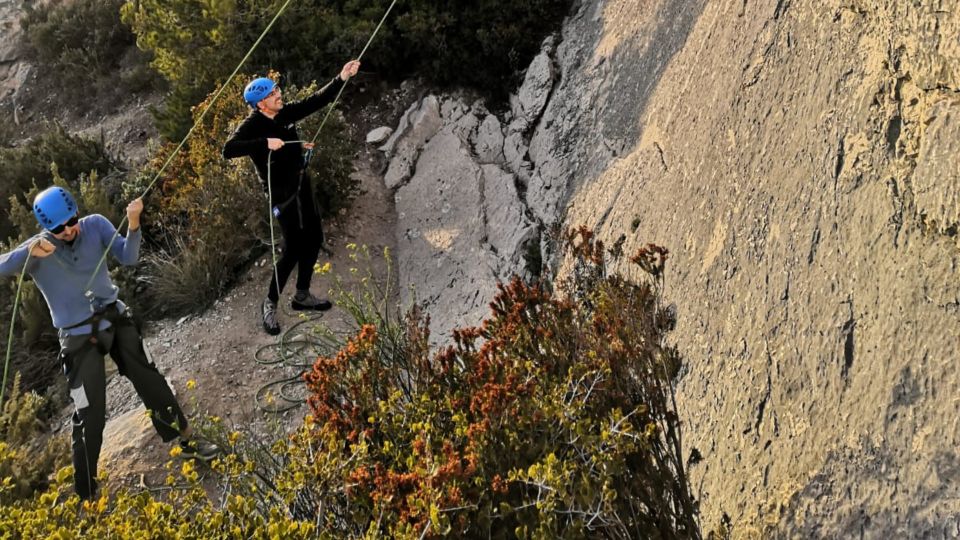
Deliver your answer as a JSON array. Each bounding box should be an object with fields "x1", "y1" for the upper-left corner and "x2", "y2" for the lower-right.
[{"x1": 223, "y1": 76, "x2": 345, "y2": 206}]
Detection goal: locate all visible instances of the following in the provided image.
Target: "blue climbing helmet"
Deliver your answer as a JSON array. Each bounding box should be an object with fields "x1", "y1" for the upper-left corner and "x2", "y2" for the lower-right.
[
  {"x1": 33, "y1": 186, "x2": 77, "y2": 230},
  {"x1": 243, "y1": 77, "x2": 276, "y2": 108}
]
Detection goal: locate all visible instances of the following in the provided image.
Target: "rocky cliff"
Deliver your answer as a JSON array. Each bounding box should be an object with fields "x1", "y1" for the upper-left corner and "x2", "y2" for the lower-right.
[{"x1": 382, "y1": 0, "x2": 960, "y2": 536}]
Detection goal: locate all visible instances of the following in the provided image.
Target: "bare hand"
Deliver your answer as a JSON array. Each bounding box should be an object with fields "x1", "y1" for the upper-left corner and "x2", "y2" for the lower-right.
[
  {"x1": 127, "y1": 198, "x2": 144, "y2": 231},
  {"x1": 303, "y1": 142, "x2": 315, "y2": 150},
  {"x1": 30, "y1": 238, "x2": 55, "y2": 258},
  {"x1": 339, "y1": 60, "x2": 360, "y2": 81},
  {"x1": 267, "y1": 138, "x2": 285, "y2": 151}
]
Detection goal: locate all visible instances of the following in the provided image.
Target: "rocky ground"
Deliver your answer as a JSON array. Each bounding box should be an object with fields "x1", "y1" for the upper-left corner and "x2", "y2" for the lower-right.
[{"x1": 68, "y1": 145, "x2": 399, "y2": 493}]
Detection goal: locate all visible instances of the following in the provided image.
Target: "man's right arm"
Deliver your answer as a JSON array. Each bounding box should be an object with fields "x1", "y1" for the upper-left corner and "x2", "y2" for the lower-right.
[
  {"x1": 223, "y1": 117, "x2": 267, "y2": 159},
  {"x1": 0, "y1": 240, "x2": 36, "y2": 277}
]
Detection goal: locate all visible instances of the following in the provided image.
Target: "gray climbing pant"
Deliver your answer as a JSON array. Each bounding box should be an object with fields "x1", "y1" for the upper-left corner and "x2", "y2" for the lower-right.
[{"x1": 59, "y1": 305, "x2": 187, "y2": 500}]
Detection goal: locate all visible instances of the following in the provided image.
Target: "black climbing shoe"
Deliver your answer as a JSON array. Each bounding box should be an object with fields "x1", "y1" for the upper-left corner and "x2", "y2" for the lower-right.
[
  {"x1": 291, "y1": 291, "x2": 332, "y2": 311},
  {"x1": 262, "y1": 298, "x2": 281, "y2": 335},
  {"x1": 178, "y1": 439, "x2": 221, "y2": 462}
]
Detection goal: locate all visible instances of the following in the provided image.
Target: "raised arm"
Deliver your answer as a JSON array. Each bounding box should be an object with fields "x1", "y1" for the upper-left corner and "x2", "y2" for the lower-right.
[
  {"x1": 274, "y1": 60, "x2": 359, "y2": 124},
  {"x1": 96, "y1": 199, "x2": 142, "y2": 266}
]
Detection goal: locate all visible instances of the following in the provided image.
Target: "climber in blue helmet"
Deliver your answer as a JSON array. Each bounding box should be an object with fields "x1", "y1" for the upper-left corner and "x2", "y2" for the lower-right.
[
  {"x1": 224, "y1": 59, "x2": 361, "y2": 335},
  {"x1": 0, "y1": 186, "x2": 220, "y2": 501}
]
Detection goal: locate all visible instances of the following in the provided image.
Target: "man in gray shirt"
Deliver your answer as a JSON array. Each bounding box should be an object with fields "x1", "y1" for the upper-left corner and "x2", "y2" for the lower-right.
[{"x1": 0, "y1": 186, "x2": 218, "y2": 500}]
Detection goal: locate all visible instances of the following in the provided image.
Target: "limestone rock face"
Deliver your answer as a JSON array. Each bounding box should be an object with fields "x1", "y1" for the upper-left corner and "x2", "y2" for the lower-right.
[
  {"x1": 382, "y1": 96, "x2": 443, "y2": 189},
  {"x1": 0, "y1": 0, "x2": 29, "y2": 108},
  {"x1": 383, "y1": 0, "x2": 960, "y2": 536},
  {"x1": 528, "y1": 0, "x2": 960, "y2": 536},
  {"x1": 385, "y1": 95, "x2": 539, "y2": 340}
]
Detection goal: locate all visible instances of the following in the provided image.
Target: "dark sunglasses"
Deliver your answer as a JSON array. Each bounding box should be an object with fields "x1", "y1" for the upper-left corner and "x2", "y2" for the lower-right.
[{"x1": 49, "y1": 215, "x2": 79, "y2": 235}]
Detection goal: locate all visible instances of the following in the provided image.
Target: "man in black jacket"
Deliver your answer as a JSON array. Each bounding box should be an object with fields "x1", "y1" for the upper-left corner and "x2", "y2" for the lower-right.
[{"x1": 224, "y1": 60, "x2": 360, "y2": 335}]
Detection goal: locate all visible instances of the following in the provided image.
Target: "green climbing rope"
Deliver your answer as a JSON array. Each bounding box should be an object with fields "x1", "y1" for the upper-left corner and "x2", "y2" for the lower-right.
[{"x1": 0, "y1": 244, "x2": 35, "y2": 408}]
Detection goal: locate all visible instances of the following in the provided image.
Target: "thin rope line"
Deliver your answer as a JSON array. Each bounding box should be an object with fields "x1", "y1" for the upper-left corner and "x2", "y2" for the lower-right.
[
  {"x1": 266, "y1": 151, "x2": 282, "y2": 305},
  {"x1": 0, "y1": 243, "x2": 35, "y2": 408},
  {"x1": 307, "y1": 0, "x2": 399, "y2": 146}
]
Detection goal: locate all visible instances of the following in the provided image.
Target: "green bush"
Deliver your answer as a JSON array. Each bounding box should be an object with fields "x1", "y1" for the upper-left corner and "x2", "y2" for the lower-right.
[
  {"x1": 0, "y1": 373, "x2": 70, "y2": 505},
  {"x1": 0, "y1": 126, "x2": 121, "y2": 242},
  {"x1": 122, "y1": 0, "x2": 573, "y2": 140},
  {"x1": 21, "y1": 0, "x2": 159, "y2": 106}
]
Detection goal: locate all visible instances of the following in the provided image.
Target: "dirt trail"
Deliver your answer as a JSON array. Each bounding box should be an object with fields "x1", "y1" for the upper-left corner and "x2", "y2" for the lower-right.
[{"x1": 73, "y1": 150, "x2": 397, "y2": 493}]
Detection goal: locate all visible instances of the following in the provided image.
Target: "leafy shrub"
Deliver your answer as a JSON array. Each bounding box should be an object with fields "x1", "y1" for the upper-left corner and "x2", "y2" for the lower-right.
[
  {"x1": 0, "y1": 373, "x2": 69, "y2": 504},
  {"x1": 21, "y1": 0, "x2": 159, "y2": 106},
  {"x1": 296, "y1": 232, "x2": 698, "y2": 537},
  {"x1": 0, "y1": 126, "x2": 121, "y2": 241},
  {"x1": 121, "y1": 0, "x2": 573, "y2": 140},
  {"x1": 135, "y1": 73, "x2": 357, "y2": 316}
]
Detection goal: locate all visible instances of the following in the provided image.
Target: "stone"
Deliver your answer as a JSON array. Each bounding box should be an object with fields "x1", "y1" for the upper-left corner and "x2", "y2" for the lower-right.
[
  {"x1": 365, "y1": 126, "x2": 393, "y2": 144},
  {"x1": 472, "y1": 114, "x2": 505, "y2": 164},
  {"x1": 383, "y1": 96, "x2": 443, "y2": 189},
  {"x1": 509, "y1": 51, "x2": 555, "y2": 133}
]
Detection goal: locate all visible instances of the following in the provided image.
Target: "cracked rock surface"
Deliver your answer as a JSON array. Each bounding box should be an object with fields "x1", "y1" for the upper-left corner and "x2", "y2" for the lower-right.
[
  {"x1": 550, "y1": 0, "x2": 960, "y2": 536},
  {"x1": 383, "y1": 0, "x2": 960, "y2": 536}
]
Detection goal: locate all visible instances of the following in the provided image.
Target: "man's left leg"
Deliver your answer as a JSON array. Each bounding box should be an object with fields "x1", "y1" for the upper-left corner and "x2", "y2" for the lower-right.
[
  {"x1": 291, "y1": 202, "x2": 331, "y2": 311},
  {"x1": 109, "y1": 314, "x2": 186, "y2": 440},
  {"x1": 109, "y1": 313, "x2": 219, "y2": 460}
]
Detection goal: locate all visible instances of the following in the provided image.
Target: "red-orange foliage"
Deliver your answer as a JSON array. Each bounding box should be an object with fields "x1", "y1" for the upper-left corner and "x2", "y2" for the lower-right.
[{"x1": 301, "y1": 229, "x2": 699, "y2": 538}]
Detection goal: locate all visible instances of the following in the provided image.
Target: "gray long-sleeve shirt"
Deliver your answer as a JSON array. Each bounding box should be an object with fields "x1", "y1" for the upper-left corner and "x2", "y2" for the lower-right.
[{"x1": 0, "y1": 214, "x2": 140, "y2": 333}]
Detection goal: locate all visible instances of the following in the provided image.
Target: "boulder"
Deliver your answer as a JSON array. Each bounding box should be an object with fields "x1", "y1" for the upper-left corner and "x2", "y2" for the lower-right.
[
  {"x1": 365, "y1": 126, "x2": 393, "y2": 144},
  {"x1": 382, "y1": 96, "x2": 443, "y2": 189}
]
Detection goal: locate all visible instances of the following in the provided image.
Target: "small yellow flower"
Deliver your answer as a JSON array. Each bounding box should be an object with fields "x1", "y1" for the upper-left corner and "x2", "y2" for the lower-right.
[
  {"x1": 313, "y1": 262, "x2": 332, "y2": 275},
  {"x1": 186, "y1": 379, "x2": 196, "y2": 390},
  {"x1": 169, "y1": 445, "x2": 183, "y2": 458}
]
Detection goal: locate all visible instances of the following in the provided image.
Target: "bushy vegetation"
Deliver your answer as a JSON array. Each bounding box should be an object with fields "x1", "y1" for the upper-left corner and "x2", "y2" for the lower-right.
[
  {"x1": 133, "y1": 73, "x2": 357, "y2": 316},
  {"x1": 0, "y1": 127, "x2": 121, "y2": 242},
  {"x1": 21, "y1": 0, "x2": 158, "y2": 107},
  {"x1": 0, "y1": 373, "x2": 69, "y2": 505},
  {"x1": 121, "y1": 0, "x2": 573, "y2": 140},
  {"x1": 0, "y1": 231, "x2": 701, "y2": 538}
]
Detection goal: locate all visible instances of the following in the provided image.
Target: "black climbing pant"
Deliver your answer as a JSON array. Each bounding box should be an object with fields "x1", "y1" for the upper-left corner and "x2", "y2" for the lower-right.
[
  {"x1": 267, "y1": 191, "x2": 324, "y2": 303},
  {"x1": 59, "y1": 305, "x2": 187, "y2": 500}
]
